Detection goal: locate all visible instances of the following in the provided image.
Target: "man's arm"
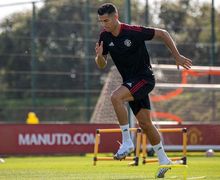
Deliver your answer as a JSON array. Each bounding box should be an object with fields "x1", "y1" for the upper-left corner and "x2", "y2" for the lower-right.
[
  {"x1": 95, "y1": 41, "x2": 107, "y2": 69},
  {"x1": 95, "y1": 55, "x2": 107, "y2": 69},
  {"x1": 153, "y1": 28, "x2": 192, "y2": 69}
]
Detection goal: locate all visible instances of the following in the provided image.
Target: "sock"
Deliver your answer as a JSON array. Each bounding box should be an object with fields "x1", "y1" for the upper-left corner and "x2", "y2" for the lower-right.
[
  {"x1": 152, "y1": 141, "x2": 170, "y2": 165},
  {"x1": 120, "y1": 124, "x2": 132, "y2": 144}
]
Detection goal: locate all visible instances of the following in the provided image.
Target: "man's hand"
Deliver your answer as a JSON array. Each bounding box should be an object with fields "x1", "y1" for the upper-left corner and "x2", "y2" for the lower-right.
[
  {"x1": 175, "y1": 55, "x2": 192, "y2": 70},
  {"x1": 95, "y1": 41, "x2": 103, "y2": 57},
  {"x1": 153, "y1": 28, "x2": 192, "y2": 70},
  {"x1": 95, "y1": 41, "x2": 107, "y2": 69}
]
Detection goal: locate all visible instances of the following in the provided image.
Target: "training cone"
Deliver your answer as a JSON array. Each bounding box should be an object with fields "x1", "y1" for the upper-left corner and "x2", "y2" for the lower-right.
[{"x1": 26, "y1": 112, "x2": 39, "y2": 124}]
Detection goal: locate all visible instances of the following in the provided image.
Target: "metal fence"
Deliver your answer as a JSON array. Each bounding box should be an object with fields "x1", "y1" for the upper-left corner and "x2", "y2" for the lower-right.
[{"x1": 0, "y1": 0, "x2": 219, "y2": 123}]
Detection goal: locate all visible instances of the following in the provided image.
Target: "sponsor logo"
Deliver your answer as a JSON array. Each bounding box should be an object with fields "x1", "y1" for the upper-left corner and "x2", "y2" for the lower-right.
[
  {"x1": 157, "y1": 147, "x2": 162, "y2": 151},
  {"x1": 109, "y1": 42, "x2": 114, "y2": 46},
  {"x1": 127, "y1": 83, "x2": 132, "y2": 87}
]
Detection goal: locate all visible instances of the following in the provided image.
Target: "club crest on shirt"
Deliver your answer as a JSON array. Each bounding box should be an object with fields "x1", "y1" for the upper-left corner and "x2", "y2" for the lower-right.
[{"x1": 124, "y1": 39, "x2": 132, "y2": 47}]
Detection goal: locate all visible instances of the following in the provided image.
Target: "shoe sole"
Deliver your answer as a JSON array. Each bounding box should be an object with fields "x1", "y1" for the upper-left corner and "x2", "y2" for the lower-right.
[
  {"x1": 156, "y1": 167, "x2": 171, "y2": 178},
  {"x1": 114, "y1": 148, "x2": 134, "y2": 160},
  {"x1": 156, "y1": 161, "x2": 172, "y2": 178}
]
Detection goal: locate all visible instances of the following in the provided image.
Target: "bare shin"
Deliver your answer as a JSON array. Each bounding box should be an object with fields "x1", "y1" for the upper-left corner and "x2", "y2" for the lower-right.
[{"x1": 136, "y1": 109, "x2": 161, "y2": 145}]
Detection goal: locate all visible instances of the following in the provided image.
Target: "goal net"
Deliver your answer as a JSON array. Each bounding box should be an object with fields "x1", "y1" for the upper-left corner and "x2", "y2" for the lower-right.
[{"x1": 90, "y1": 65, "x2": 220, "y2": 124}]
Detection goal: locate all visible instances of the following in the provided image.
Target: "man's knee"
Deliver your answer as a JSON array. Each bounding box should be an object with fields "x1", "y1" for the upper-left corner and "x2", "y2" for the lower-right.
[
  {"x1": 111, "y1": 91, "x2": 123, "y2": 104},
  {"x1": 138, "y1": 119, "x2": 153, "y2": 131}
]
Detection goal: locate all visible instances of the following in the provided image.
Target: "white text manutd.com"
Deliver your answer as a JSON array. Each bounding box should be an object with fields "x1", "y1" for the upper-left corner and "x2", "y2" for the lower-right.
[{"x1": 18, "y1": 133, "x2": 95, "y2": 146}]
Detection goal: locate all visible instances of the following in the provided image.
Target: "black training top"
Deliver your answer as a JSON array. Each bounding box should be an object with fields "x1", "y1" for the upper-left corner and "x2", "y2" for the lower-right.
[{"x1": 99, "y1": 23, "x2": 155, "y2": 81}]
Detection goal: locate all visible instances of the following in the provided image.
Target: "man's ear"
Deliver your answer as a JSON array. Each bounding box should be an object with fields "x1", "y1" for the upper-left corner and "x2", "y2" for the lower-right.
[{"x1": 114, "y1": 13, "x2": 119, "y2": 20}]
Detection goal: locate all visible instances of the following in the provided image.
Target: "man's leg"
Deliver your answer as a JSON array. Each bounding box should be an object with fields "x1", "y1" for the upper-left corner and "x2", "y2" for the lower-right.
[
  {"x1": 136, "y1": 109, "x2": 170, "y2": 163},
  {"x1": 136, "y1": 109, "x2": 171, "y2": 178},
  {"x1": 111, "y1": 85, "x2": 134, "y2": 125},
  {"x1": 111, "y1": 85, "x2": 134, "y2": 160}
]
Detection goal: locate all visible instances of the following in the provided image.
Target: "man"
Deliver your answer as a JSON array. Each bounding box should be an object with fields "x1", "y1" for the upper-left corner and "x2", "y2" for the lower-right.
[{"x1": 95, "y1": 3, "x2": 192, "y2": 178}]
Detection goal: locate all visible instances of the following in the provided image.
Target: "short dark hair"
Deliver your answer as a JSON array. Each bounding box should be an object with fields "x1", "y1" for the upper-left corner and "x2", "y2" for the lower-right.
[{"x1": 97, "y1": 3, "x2": 117, "y2": 16}]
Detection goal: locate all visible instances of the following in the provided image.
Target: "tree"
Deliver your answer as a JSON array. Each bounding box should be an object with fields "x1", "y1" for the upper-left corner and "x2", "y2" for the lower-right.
[
  {"x1": 0, "y1": 0, "x2": 129, "y2": 99},
  {"x1": 158, "y1": 0, "x2": 220, "y2": 66}
]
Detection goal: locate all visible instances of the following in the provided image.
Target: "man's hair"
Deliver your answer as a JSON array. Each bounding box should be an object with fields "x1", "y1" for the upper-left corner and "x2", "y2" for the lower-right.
[{"x1": 97, "y1": 3, "x2": 117, "y2": 16}]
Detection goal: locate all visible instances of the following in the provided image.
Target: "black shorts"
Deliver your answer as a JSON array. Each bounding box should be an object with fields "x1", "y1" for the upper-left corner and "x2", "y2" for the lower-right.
[{"x1": 122, "y1": 76, "x2": 155, "y2": 115}]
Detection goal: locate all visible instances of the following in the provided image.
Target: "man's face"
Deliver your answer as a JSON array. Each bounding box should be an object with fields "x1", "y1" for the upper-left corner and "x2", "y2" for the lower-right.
[{"x1": 98, "y1": 13, "x2": 117, "y2": 32}]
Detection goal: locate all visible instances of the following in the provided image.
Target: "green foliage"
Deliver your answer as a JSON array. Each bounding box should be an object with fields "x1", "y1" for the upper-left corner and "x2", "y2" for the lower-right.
[
  {"x1": 158, "y1": 0, "x2": 220, "y2": 66},
  {"x1": 159, "y1": 0, "x2": 189, "y2": 33}
]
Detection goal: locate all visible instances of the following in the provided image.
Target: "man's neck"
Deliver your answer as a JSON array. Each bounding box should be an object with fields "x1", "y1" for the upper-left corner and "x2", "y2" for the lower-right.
[{"x1": 111, "y1": 21, "x2": 121, "y2": 37}]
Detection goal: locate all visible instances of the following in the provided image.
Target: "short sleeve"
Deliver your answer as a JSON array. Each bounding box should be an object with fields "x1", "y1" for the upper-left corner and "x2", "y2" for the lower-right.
[
  {"x1": 139, "y1": 26, "x2": 155, "y2": 41},
  {"x1": 98, "y1": 32, "x2": 108, "y2": 55}
]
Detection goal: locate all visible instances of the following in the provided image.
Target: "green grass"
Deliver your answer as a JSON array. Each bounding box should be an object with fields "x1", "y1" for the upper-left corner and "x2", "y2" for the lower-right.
[{"x1": 0, "y1": 153, "x2": 220, "y2": 179}]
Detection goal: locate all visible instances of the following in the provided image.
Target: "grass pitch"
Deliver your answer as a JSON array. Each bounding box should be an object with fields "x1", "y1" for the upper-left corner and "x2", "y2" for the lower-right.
[{"x1": 0, "y1": 153, "x2": 219, "y2": 179}]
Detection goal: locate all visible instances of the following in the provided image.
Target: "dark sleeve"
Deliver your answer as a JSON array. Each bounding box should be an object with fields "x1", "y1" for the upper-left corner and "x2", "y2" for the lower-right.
[
  {"x1": 98, "y1": 32, "x2": 108, "y2": 55},
  {"x1": 139, "y1": 26, "x2": 155, "y2": 41}
]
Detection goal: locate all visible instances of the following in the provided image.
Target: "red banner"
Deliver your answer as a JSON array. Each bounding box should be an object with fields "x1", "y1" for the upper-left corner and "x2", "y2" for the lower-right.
[{"x1": 0, "y1": 124, "x2": 219, "y2": 155}]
